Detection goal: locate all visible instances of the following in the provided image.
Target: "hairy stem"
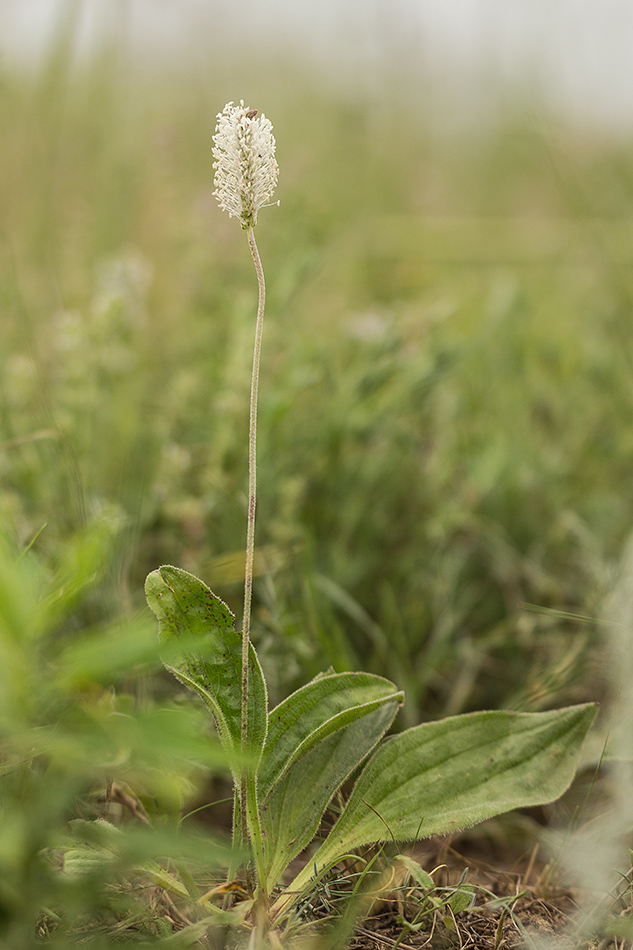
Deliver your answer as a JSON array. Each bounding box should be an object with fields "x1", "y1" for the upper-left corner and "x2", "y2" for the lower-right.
[{"x1": 240, "y1": 225, "x2": 266, "y2": 869}]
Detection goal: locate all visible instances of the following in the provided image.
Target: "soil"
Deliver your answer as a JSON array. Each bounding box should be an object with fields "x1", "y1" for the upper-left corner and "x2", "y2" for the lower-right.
[{"x1": 342, "y1": 835, "x2": 632, "y2": 950}]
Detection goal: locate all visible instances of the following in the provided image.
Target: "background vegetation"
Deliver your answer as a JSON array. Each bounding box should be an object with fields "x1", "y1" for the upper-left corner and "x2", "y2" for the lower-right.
[{"x1": 1, "y1": 9, "x2": 633, "y2": 943}]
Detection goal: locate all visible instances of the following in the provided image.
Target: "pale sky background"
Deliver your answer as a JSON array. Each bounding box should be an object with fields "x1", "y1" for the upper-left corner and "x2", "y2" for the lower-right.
[{"x1": 1, "y1": 0, "x2": 633, "y2": 129}]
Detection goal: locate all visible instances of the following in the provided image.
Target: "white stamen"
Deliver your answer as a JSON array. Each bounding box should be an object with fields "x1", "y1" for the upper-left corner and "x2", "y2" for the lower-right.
[{"x1": 212, "y1": 100, "x2": 279, "y2": 229}]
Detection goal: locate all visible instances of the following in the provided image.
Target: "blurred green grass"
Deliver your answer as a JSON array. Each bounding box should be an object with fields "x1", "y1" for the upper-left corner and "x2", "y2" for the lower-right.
[
  {"x1": 0, "y1": 520, "x2": 233, "y2": 945},
  {"x1": 1, "y1": 28, "x2": 632, "y2": 729}
]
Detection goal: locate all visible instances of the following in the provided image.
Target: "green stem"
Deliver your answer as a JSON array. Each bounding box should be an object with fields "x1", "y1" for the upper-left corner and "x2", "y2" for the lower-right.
[
  {"x1": 245, "y1": 772, "x2": 268, "y2": 905},
  {"x1": 240, "y1": 225, "x2": 266, "y2": 882}
]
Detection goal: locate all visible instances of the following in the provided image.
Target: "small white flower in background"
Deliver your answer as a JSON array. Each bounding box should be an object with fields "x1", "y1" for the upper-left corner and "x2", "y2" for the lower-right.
[{"x1": 212, "y1": 100, "x2": 279, "y2": 229}]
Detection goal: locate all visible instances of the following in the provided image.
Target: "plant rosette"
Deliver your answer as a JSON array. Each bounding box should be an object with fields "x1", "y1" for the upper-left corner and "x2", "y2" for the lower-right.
[{"x1": 145, "y1": 564, "x2": 596, "y2": 928}]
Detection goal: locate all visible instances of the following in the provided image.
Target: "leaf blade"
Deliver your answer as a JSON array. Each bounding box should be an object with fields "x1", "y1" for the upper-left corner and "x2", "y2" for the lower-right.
[
  {"x1": 278, "y1": 704, "x2": 596, "y2": 910},
  {"x1": 260, "y1": 671, "x2": 403, "y2": 796},
  {"x1": 326, "y1": 704, "x2": 596, "y2": 852},
  {"x1": 145, "y1": 565, "x2": 268, "y2": 770},
  {"x1": 261, "y1": 697, "x2": 400, "y2": 889}
]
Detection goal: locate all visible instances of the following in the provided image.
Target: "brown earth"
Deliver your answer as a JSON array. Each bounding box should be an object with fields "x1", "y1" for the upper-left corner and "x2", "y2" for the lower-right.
[{"x1": 343, "y1": 836, "x2": 632, "y2": 950}]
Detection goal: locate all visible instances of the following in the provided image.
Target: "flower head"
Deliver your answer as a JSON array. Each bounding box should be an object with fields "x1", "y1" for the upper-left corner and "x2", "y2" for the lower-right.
[{"x1": 212, "y1": 100, "x2": 279, "y2": 229}]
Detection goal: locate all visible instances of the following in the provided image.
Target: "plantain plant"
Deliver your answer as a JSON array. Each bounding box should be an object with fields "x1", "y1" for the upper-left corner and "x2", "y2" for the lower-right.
[{"x1": 145, "y1": 100, "x2": 596, "y2": 933}]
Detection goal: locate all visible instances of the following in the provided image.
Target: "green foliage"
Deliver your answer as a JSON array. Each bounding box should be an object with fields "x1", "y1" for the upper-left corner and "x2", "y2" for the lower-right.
[
  {"x1": 0, "y1": 530, "x2": 230, "y2": 946},
  {"x1": 284, "y1": 704, "x2": 596, "y2": 903},
  {"x1": 1, "y1": 44, "x2": 629, "y2": 722},
  {"x1": 146, "y1": 565, "x2": 404, "y2": 897},
  {"x1": 1, "y1": 18, "x2": 631, "y2": 942},
  {"x1": 144, "y1": 563, "x2": 595, "y2": 926},
  {"x1": 146, "y1": 566, "x2": 267, "y2": 772}
]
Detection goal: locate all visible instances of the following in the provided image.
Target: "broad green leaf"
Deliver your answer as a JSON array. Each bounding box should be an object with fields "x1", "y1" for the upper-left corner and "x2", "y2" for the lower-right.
[
  {"x1": 261, "y1": 697, "x2": 400, "y2": 889},
  {"x1": 145, "y1": 566, "x2": 268, "y2": 771},
  {"x1": 260, "y1": 671, "x2": 404, "y2": 796},
  {"x1": 279, "y1": 704, "x2": 596, "y2": 908}
]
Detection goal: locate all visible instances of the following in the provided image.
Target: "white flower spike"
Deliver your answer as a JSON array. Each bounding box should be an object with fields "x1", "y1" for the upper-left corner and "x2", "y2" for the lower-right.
[{"x1": 212, "y1": 100, "x2": 279, "y2": 229}]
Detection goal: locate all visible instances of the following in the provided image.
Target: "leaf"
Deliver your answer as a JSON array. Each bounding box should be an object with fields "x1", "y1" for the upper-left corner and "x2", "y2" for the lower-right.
[
  {"x1": 395, "y1": 854, "x2": 435, "y2": 890},
  {"x1": 261, "y1": 696, "x2": 401, "y2": 889},
  {"x1": 61, "y1": 819, "x2": 229, "y2": 901},
  {"x1": 143, "y1": 863, "x2": 193, "y2": 902},
  {"x1": 145, "y1": 566, "x2": 268, "y2": 771},
  {"x1": 258, "y1": 671, "x2": 402, "y2": 887},
  {"x1": 260, "y1": 672, "x2": 404, "y2": 796},
  {"x1": 448, "y1": 886, "x2": 475, "y2": 914},
  {"x1": 278, "y1": 704, "x2": 596, "y2": 910},
  {"x1": 62, "y1": 818, "x2": 122, "y2": 878}
]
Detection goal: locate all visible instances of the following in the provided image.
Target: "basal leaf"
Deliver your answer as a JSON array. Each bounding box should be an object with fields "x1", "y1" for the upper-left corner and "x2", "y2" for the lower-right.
[
  {"x1": 261, "y1": 697, "x2": 400, "y2": 890},
  {"x1": 145, "y1": 566, "x2": 268, "y2": 771},
  {"x1": 278, "y1": 704, "x2": 596, "y2": 910},
  {"x1": 260, "y1": 671, "x2": 403, "y2": 797}
]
